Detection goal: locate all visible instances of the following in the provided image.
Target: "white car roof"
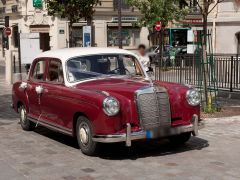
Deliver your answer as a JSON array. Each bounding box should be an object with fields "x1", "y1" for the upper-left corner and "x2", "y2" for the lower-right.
[
  {"x1": 35, "y1": 47, "x2": 149, "y2": 87},
  {"x1": 36, "y1": 47, "x2": 138, "y2": 62}
]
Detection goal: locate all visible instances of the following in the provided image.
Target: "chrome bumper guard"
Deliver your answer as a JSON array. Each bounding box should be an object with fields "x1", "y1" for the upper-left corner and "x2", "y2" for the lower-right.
[{"x1": 93, "y1": 115, "x2": 205, "y2": 147}]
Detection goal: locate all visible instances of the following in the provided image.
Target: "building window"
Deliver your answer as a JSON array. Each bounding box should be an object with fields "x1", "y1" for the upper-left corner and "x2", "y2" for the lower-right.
[
  {"x1": 189, "y1": 0, "x2": 198, "y2": 7},
  {"x1": 12, "y1": 26, "x2": 19, "y2": 48},
  {"x1": 188, "y1": 0, "x2": 201, "y2": 14},
  {"x1": 107, "y1": 27, "x2": 140, "y2": 47},
  {"x1": 0, "y1": 7, "x2": 6, "y2": 14},
  {"x1": 72, "y1": 27, "x2": 83, "y2": 47},
  {"x1": 113, "y1": 0, "x2": 130, "y2": 11},
  {"x1": 12, "y1": 5, "x2": 18, "y2": 13},
  {"x1": 0, "y1": 29, "x2": 3, "y2": 47}
]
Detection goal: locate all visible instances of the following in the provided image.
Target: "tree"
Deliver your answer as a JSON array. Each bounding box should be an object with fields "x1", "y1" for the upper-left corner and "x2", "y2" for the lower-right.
[
  {"x1": 195, "y1": 0, "x2": 224, "y2": 107},
  {"x1": 195, "y1": 0, "x2": 224, "y2": 45},
  {"x1": 127, "y1": 0, "x2": 189, "y2": 28},
  {"x1": 46, "y1": 0, "x2": 101, "y2": 47},
  {"x1": 126, "y1": 0, "x2": 188, "y2": 79}
]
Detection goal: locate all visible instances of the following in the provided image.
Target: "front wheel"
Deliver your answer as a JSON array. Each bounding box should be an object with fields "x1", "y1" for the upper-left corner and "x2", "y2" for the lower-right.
[
  {"x1": 19, "y1": 105, "x2": 35, "y2": 131},
  {"x1": 168, "y1": 132, "x2": 191, "y2": 145},
  {"x1": 76, "y1": 116, "x2": 99, "y2": 156}
]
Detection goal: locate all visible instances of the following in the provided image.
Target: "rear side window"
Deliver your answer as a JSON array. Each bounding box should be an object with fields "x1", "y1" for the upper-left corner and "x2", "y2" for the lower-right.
[{"x1": 31, "y1": 60, "x2": 46, "y2": 81}]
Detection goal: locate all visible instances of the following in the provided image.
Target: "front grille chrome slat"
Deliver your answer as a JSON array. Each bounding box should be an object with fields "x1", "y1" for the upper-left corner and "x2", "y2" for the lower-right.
[{"x1": 136, "y1": 86, "x2": 171, "y2": 130}]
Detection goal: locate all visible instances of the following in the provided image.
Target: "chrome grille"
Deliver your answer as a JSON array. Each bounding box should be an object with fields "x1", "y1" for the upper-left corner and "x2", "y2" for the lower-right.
[{"x1": 136, "y1": 87, "x2": 171, "y2": 130}]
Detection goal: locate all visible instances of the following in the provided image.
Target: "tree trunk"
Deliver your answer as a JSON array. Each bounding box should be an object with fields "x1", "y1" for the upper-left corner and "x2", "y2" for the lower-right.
[
  {"x1": 69, "y1": 24, "x2": 74, "y2": 47},
  {"x1": 202, "y1": 14, "x2": 209, "y2": 107}
]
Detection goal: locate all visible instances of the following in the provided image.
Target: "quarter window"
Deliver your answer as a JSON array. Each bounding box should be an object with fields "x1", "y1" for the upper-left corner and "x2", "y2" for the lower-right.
[{"x1": 31, "y1": 60, "x2": 46, "y2": 81}]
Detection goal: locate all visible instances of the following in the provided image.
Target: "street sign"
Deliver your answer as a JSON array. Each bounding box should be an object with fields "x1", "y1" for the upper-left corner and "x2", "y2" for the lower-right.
[
  {"x1": 155, "y1": 21, "x2": 162, "y2": 32},
  {"x1": 4, "y1": 27, "x2": 11, "y2": 36},
  {"x1": 33, "y1": 0, "x2": 43, "y2": 8}
]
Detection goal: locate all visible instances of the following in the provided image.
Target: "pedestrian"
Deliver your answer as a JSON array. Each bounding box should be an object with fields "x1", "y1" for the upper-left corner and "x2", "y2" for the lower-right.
[{"x1": 137, "y1": 44, "x2": 152, "y2": 73}]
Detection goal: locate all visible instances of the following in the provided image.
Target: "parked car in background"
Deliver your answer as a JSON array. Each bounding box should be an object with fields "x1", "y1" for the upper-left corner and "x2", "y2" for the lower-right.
[
  {"x1": 147, "y1": 45, "x2": 159, "y2": 64},
  {"x1": 147, "y1": 45, "x2": 171, "y2": 65},
  {"x1": 12, "y1": 48, "x2": 204, "y2": 156}
]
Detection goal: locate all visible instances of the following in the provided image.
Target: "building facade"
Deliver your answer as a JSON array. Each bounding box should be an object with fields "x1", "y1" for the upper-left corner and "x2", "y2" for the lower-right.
[
  {"x1": 208, "y1": 0, "x2": 240, "y2": 54},
  {"x1": 0, "y1": 10, "x2": 4, "y2": 59},
  {"x1": 0, "y1": 0, "x2": 149, "y2": 56}
]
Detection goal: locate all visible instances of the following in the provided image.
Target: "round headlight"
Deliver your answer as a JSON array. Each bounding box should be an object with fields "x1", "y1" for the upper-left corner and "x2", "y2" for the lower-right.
[
  {"x1": 186, "y1": 89, "x2": 201, "y2": 106},
  {"x1": 103, "y1": 97, "x2": 120, "y2": 116}
]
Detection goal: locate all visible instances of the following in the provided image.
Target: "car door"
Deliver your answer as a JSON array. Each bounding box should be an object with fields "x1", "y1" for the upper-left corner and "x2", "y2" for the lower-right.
[
  {"x1": 26, "y1": 58, "x2": 47, "y2": 120},
  {"x1": 39, "y1": 59, "x2": 71, "y2": 131}
]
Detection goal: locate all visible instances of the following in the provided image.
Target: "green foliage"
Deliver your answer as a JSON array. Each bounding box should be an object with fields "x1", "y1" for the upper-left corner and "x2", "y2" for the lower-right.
[
  {"x1": 45, "y1": 0, "x2": 101, "y2": 25},
  {"x1": 126, "y1": 0, "x2": 189, "y2": 28}
]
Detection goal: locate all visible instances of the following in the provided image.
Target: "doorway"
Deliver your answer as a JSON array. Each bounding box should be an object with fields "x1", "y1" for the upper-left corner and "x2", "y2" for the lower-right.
[
  {"x1": 30, "y1": 25, "x2": 50, "y2": 52},
  {"x1": 40, "y1": 33, "x2": 50, "y2": 52}
]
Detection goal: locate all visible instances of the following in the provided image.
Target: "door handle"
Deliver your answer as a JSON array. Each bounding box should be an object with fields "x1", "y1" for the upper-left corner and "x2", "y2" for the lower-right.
[{"x1": 35, "y1": 85, "x2": 44, "y2": 95}]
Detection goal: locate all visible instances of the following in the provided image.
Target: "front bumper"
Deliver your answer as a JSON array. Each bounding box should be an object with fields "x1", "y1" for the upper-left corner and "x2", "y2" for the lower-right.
[{"x1": 93, "y1": 115, "x2": 205, "y2": 147}]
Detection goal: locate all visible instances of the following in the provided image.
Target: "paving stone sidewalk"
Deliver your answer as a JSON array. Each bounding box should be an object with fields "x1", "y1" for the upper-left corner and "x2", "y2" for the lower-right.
[{"x1": 0, "y1": 61, "x2": 240, "y2": 180}]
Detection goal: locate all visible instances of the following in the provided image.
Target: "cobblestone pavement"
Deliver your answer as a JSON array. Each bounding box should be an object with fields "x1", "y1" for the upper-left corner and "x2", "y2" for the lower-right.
[{"x1": 0, "y1": 62, "x2": 240, "y2": 180}]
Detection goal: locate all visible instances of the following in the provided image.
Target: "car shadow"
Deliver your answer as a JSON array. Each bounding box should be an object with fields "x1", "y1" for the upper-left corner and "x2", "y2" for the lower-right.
[
  {"x1": 97, "y1": 137, "x2": 209, "y2": 160},
  {"x1": 33, "y1": 126, "x2": 209, "y2": 160}
]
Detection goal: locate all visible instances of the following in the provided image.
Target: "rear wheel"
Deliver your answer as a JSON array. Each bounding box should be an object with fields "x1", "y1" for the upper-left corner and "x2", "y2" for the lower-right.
[
  {"x1": 76, "y1": 116, "x2": 99, "y2": 156},
  {"x1": 168, "y1": 132, "x2": 191, "y2": 145},
  {"x1": 19, "y1": 105, "x2": 35, "y2": 131}
]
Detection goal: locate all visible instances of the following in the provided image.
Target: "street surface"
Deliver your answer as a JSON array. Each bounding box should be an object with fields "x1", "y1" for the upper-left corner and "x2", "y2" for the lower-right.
[{"x1": 0, "y1": 61, "x2": 240, "y2": 180}]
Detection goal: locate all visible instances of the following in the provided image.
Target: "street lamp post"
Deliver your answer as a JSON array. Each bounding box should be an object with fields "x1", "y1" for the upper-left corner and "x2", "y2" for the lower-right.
[{"x1": 118, "y1": 0, "x2": 123, "y2": 49}]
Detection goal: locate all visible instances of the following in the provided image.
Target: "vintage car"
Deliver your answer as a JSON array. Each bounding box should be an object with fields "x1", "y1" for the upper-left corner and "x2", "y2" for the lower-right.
[{"x1": 12, "y1": 48, "x2": 204, "y2": 155}]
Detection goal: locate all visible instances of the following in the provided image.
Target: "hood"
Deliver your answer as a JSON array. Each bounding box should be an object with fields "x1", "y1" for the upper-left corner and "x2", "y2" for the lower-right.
[{"x1": 74, "y1": 76, "x2": 151, "y2": 98}]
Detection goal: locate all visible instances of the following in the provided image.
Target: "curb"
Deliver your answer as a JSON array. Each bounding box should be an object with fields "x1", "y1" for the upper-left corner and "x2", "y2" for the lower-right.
[{"x1": 217, "y1": 90, "x2": 240, "y2": 99}]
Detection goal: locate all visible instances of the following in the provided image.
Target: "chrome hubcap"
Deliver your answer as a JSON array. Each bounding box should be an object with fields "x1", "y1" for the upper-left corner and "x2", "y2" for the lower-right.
[
  {"x1": 79, "y1": 125, "x2": 89, "y2": 145},
  {"x1": 20, "y1": 108, "x2": 27, "y2": 124}
]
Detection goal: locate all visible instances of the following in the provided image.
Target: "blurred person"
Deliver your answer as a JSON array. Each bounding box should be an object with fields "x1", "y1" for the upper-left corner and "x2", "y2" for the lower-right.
[{"x1": 137, "y1": 44, "x2": 151, "y2": 72}]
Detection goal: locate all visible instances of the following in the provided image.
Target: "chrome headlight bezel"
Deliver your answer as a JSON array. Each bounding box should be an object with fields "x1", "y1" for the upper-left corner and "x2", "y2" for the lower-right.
[
  {"x1": 103, "y1": 97, "x2": 120, "y2": 116},
  {"x1": 186, "y1": 89, "x2": 201, "y2": 106}
]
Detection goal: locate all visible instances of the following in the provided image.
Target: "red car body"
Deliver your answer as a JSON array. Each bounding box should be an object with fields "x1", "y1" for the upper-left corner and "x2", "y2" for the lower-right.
[{"x1": 12, "y1": 48, "x2": 204, "y2": 154}]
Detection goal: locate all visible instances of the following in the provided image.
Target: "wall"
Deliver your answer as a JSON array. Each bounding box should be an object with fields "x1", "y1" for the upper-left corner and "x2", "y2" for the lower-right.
[{"x1": 209, "y1": 0, "x2": 240, "y2": 54}]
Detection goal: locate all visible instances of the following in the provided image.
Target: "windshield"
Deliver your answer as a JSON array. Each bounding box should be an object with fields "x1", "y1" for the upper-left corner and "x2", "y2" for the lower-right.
[{"x1": 66, "y1": 54, "x2": 144, "y2": 82}]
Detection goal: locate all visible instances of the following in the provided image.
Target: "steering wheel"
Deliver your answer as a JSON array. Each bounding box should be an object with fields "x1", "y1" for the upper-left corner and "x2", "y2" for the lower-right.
[{"x1": 108, "y1": 67, "x2": 131, "y2": 75}]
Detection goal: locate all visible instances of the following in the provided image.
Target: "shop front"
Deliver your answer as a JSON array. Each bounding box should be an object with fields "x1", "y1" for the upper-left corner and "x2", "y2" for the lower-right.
[{"x1": 107, "y1": 25, "x2": 140, "y2": 48}]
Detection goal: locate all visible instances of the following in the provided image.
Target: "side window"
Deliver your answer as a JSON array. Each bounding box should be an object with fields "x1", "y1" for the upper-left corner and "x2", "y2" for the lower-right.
[
  {"x1": 32, "y1": 60, "x2": 46, "y2": 81},
  {"x1": 47, "y1": 60, "x2": 64, "y2": 83}
]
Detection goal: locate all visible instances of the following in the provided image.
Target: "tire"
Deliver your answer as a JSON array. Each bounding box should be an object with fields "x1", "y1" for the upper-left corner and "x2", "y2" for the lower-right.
[
  {"x1": 19, "y1": 105, "x2": 35, "y2": 131},
  {"x1": 76, "y1": 116, "x2": 99, "y2": 156},
  {"x1": 168, "y1": 132, "x2": 191, "y2": 145}
]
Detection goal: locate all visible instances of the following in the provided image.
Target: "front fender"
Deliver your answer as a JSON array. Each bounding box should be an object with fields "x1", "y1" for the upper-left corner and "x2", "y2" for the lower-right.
[{"x1": 12, "y1": 82, "x2": 30, "y2": 113}]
